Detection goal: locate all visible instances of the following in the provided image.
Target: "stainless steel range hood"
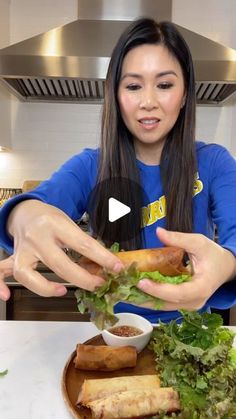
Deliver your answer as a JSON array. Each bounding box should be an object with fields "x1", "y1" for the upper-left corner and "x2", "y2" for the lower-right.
[{"x1": 0, "y1": 0, "x2": 236, "y2": 105}]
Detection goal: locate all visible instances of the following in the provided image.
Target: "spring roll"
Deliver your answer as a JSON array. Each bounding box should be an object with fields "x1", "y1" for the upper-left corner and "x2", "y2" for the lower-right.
[
  {"x1": 87, "y1": 387, "x2": 180, "y2": 419},
  {"x1": 77, "y1": 374, "x2": 160, "y2": 406},
  {"x1": 74, "y1": 344, "x2": 137, "y2": 371},
  {"x1": 79, "y1": 246, "x2": 190, "y2": 277}
]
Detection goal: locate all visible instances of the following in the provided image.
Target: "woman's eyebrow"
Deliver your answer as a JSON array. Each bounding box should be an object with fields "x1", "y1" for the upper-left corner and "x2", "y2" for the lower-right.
[
  {"x1": 120, "y1": 70, "x2": 178, "y2": 80},
  {"x1": 120, "y1": 73, "x2": 142, "y2": 81},
  {"x1": 156, "y1": 70, "x2": 178, "y2": 78}
]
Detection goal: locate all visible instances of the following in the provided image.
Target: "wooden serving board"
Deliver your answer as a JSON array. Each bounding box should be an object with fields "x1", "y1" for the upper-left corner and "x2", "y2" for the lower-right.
[{"x1": 61, "y1": 335, "x2": 157, "y2": 419}]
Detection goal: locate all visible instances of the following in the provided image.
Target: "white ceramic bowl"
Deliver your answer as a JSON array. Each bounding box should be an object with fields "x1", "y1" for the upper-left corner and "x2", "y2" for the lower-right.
[{"x1": 102, "y1": 313, "x2": 153, "y2": 353}]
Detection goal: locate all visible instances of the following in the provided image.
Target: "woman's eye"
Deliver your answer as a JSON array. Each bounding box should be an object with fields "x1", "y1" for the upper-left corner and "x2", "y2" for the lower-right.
[
  {"x1": 126, "y1": 84, "x2": 141, "y2": 91},
  {"x1": 158, "y1": 82, "x2": 173, "y2": 89}
]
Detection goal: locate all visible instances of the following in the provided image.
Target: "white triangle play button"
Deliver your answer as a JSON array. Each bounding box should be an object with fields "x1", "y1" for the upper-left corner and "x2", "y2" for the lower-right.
[{"x1": 108, "y1": 197, "x2": 131, "y2": 222}]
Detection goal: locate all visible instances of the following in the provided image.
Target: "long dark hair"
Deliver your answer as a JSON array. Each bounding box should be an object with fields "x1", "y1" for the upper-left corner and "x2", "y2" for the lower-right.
[{"x1": 91, "y1": 17, "x2": 196, "y2": 250}]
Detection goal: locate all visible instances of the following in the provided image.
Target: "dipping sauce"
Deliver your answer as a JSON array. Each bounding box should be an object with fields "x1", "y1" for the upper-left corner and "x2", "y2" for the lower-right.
[{"x1": 109, "y1": 325, "x2": 143, "y2": 337}]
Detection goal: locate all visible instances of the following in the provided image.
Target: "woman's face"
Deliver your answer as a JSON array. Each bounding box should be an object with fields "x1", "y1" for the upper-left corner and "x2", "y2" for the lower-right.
[{"x1": 118, "y1": 43, "x2": 186, "y2": 162}]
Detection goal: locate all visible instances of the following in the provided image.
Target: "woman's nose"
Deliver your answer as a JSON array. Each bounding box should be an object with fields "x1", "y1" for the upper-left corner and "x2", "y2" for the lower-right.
[{"x1": 139, "y1": 88, "x2": 158, "y2": 110}]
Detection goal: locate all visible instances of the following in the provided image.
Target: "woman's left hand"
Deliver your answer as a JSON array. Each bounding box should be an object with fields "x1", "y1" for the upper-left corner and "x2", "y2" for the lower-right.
[{"x1": 137, "y1": 227, "x2": 236, "y2": 311}]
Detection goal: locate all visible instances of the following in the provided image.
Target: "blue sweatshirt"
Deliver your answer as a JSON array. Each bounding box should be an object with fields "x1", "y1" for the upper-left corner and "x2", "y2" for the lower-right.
[{"x1": 0, "y1": 141, "x2": 235, "y2": 323}]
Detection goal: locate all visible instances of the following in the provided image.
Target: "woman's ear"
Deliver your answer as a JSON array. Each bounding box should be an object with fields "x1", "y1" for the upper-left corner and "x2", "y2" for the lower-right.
[{"x1": 181, "y1": 93, "x2": 187, "y2": 108}]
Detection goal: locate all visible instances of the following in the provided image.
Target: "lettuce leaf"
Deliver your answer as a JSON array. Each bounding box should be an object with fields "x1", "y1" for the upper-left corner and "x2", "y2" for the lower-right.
[
  {"x1": 229, "y1": 348, "x2": 236, "y2": 367},
  {"x1": 75, "y1": 264, "x2": 190, "y2": 329},
  {"x1": 109, "y1": 242, "x2": 120, "y2": 253},
  {"x1": 149, "y1": 311, "x2": 236, "y2": 418},
  {"x1": 0, "y1": 369, "x2": 8, "y2": 377}
]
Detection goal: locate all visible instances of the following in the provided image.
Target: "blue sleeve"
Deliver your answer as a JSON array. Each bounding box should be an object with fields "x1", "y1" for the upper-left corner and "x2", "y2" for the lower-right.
[
  {"x1": 0, "y1": 148, "x2": 98, "y2": 254},
  {"x1": 209, "y1": 145, "x2": 236, "y2": 256},
  {"x1": 207, "y1": 279, "x2": 236, "y2": 310},
  {"x1": 207, "y1": 144, "x2": 236, "y2": 309}
]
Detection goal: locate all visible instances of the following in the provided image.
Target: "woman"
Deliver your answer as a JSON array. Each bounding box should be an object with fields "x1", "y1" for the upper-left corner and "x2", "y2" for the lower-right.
[{"x1": 0, "y1": 18, "x2": 235, "y2": 322}]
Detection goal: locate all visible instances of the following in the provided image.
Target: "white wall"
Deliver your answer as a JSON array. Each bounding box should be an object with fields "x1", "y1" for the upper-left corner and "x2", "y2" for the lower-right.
[
  {"x1": 196, "y1": 106, "x2": 233, "y2": 151},
  {"x1": 0, "y1": 0, "x2": 102, "y2": 187},
  {"x1": 9, "y1": 0, "x2": 78, "y2": 44},
  {"x1": 172, "y1": 0, "x2": 236, "y2": 50},
  {"x1": 0, "y1": 0, "x2": 235, "y2": 187},
  {"x1": 8, "y1": 100, "x2": 101, "y2": 185},
  {"x1": 172, "y1": 0, "x2": 236, "y2": 154},
  {"x1": 0, "y1": 0, "x2": 11, "y2": 151},
  {"x1": 230, "y1": 95, "x2": 236, "y2": 156}
]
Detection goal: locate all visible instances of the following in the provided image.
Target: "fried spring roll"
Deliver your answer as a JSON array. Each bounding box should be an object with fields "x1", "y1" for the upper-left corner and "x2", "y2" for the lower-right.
[
  {"x1": 79, "y1": 246, "x2": 190, "y2": 277},
  {"x1": 77, "y1": 375, "x2": 160, "y2": 406},
  {"x1": 87, "y1": 387, "x2": 180, "y2": 419},
  {"x1": 74, "y1": 344, "x2": 137, "y2": 371},
  {"x1": 117, "y1": 247, "x2": 189, "y2": 275}
]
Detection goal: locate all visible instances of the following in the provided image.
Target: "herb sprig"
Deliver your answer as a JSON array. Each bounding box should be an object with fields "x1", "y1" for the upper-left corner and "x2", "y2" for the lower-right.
[
  {"x1": 150, "y1": 311, "x2": 236, "y2": 418},
  {"x1": 0, "y1": 369, "x2": 8, "y2": 377}
]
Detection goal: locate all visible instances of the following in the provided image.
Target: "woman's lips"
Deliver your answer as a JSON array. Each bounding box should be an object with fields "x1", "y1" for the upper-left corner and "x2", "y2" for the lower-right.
[{"x1": 138, "y1": 118, "x2": 160, "y2": 130}]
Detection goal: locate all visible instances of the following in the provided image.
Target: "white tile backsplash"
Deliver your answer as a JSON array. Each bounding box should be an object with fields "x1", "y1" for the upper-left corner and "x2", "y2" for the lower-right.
[
  {"x1": 0, "y1": 102, "x2": 102, "y2": 187},
  {"x1": 0, "y1": 0, "x2": 235, "y2": 187},
  {"x1": 172, "y1": 0, "x2": 236, "y2": 50},
  {"x1": 196, "y1": 105, "x2": 232, "y2": 150},
  {"x1": 230, "y1": 95, "x2": 236, "y2": 156},
  {"x1": 0, "y1": 0, "x2": 11, "y2": 150}
]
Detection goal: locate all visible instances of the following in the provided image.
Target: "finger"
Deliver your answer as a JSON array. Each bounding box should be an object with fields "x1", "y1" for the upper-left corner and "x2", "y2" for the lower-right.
[
  {"x1": 13, "y1": 265, "x2": 68, "y2": 297},
  {"x1": 40, "y1": 246, "x2": 106, "y2": 290},
  {"x1": 0, "y1": 257, "x2": 14, "y2": 301},
  {"x1": 160, "y1": 300, "x2": 206, "y2": 310},
  {"x1": 14, "y1": 247, "x2": 105, "y2": 294},
  {"x1": 128, "y1": 294, "x2": 205, "y2": 310},
  {"x1": 138, "y1": 299, "x2": 205, "y2": 311},
  {"x1": 12, "y1": 249, "x2": 68, "y2": 297},
  {"x1": 137, "y1": 276, "x2": 210, "y2": 305},
  {"x1": 0, "y1": 255, "x2": 14, "y2": 276},
  {"x1": 57, "y1": 224, "x2": 124, "y2": 273},
  {"x1": 0, "y1": 279, "x2": 11, "y2": 301},
  {"x1": 156, "y1": 227, "x2": 204, "y2": 254}
]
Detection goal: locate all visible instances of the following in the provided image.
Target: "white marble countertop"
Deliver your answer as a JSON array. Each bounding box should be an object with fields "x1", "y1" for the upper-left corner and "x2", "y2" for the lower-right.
[
  {"x1": 0, "y1": 321, "x2": 235, "y2": 419},
  {"x1": 0, "y1": 321, "x2": 100, "y2": 419}
]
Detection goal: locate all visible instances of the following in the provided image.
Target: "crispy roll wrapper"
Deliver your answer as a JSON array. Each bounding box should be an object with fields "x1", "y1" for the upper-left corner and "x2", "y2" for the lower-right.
[
  {"x1": 77, "y1": 374, "x2": 160, "y2": 406},
  {"x1": 79, "y1": 246, "x2": 190, "y2": 277},
  {"x1": 87, "y1": 387, "x2": 180, "y2": 419},
  {"x1": 74, "y1": 344, "x2": 137, "y2": 371}
]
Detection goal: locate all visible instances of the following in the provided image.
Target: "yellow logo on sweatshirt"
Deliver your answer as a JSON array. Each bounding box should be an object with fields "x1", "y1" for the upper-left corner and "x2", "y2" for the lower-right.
[
  {"x1": 193, "y1": 172, "x2": 203, "y2": 196},
  {"x1": 142, "y1": 172, "x2": 203, "y2": 227},
  {"x1": 141, "y1": 195, "x2": 166, "y2": 227}
]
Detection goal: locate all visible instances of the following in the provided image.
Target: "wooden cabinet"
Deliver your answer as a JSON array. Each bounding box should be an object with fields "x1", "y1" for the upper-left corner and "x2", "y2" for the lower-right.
[
  {"x1": 0, "y1": 300, "x2": 6, "y2": 320},
  {"x1": 6, "y1": 287, "x2": 90, "y2": 321},
  {"x1": 230, "y1": 306, "x2": 236, "y2": 325}
]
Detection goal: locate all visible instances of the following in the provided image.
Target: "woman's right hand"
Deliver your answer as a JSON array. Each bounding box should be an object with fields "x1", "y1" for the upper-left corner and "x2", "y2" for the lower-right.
[{"x1": 0, "y1": 200, "x2": 124, "y2": 301}]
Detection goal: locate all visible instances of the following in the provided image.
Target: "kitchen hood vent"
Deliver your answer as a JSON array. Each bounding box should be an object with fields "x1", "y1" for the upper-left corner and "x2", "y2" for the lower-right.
[
  {"x1": 0, "y1": 0, "x2": 236, "y2": 105},
  {"x1": 3, "y1": 77, "x2": 106, "y2": 103},
  {"x1": 3, "y1": 78, "x2": 235, "y2": 105}
]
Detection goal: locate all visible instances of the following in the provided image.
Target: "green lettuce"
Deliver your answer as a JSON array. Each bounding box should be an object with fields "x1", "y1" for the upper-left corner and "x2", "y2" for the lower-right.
[
  {"x1": 75, "y1": 264, "x2": 190, "y2": 329},
  {"x1": 149, "y1": 311, "x2": 236, "y2": 418},
  {"x1": 0, "y1": 369, "x2": 8, "y2": 377}
]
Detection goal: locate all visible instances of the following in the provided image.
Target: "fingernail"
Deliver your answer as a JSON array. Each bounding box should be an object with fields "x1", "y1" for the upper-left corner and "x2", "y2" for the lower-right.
[
  {"x1": 113, "y1": 262, "x2": 124, "y2": 273},
  {"x1": 54, "y1": 286, "x2": 67, "y2": 297},
  {"x1": 138, "y1": 279, "x2": 148, "y2": 290},
  {"x1": 0, "y1": 290, "x2": 8, "y2": 301}
]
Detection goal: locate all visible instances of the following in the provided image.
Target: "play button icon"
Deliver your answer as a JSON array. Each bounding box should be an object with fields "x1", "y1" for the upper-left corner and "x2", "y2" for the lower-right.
[
  {"x1": 87, "y1": 176, "x2": 149, "y2": 248},
  {"x1": 108, "y1": 198, "x2": 131, "y2": 222}
]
